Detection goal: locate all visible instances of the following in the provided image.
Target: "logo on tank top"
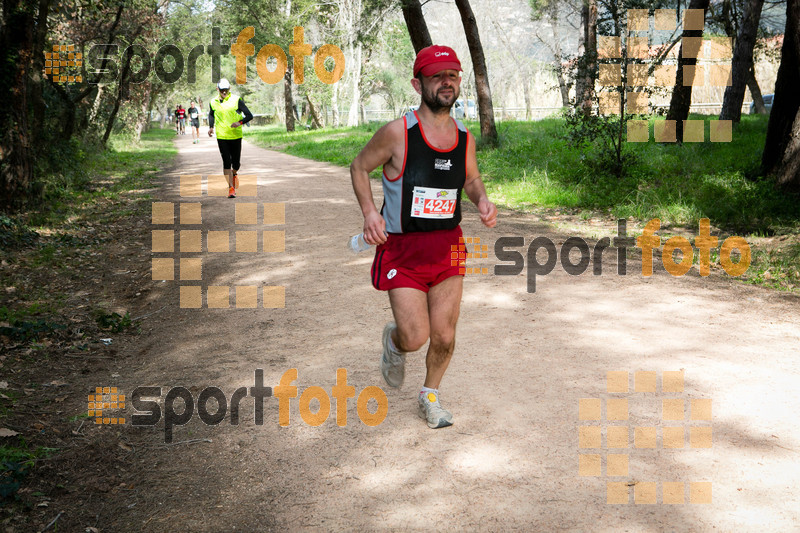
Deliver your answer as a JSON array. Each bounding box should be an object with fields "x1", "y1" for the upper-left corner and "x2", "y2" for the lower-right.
[{"x1": 434, "y1": 158, "x2": 452, "y2": 171}]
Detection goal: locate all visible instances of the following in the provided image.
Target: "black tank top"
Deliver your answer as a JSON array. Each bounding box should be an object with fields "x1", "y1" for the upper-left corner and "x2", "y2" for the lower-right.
[{"x1": 381, "y1": 111, "x2": 468, "y2": 233}]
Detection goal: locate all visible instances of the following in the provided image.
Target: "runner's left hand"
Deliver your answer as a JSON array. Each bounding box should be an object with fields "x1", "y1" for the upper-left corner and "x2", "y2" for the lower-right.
[
  {"x1": 231, "y1": 121, "x2": 241, "y2": 128},
  {"x1": 478, "y1": 198, "x2": 497, "y2": 228}
]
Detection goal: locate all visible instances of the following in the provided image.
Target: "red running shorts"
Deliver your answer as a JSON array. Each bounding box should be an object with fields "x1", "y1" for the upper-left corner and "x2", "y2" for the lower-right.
[{"x1": 371, "y1": 226, "x2": 464, "y2": 292}]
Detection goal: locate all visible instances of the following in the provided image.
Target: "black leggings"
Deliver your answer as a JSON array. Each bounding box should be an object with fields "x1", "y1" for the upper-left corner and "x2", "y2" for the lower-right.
[{"x1": 217, "y1": 138, "x2": 242, "y2": 170}]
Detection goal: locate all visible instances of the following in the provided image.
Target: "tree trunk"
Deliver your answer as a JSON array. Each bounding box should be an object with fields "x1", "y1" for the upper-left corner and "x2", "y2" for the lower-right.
[
  {"x1": 331, "y1": 82, "x2": 340, "y2": 127},
  {"x1": 401, "y1": 0, "x2": 432, "y2": 54},
  {"x1": 523, "y1": 77, "x2": 531, "y2": 120},
  {"x1": 71, "y1": 3, "x2": 124, "y2": 111},
  {"x1": 455, "y1": 0, "x2": 498, "y2": 145},
  {"x1": 489, "y1": 16, "x2": 531, "y2": 120},
  {"x1": 720, "y1": 0, "x2": 765, "y2": 122},
  {"x1": 0, "y1": 0, "x2": 37, "y2": 210},
  {"x1": 550, "y1": 6, "x2": 571, "y2": 108},
  {"x1": 30, "y1": 0, "x2": 52, "y2": 144},
  {"x1": 88, "y1": 85, "x2": 105, "y2": 125},
  {"x1": 274, "y1": 91, "x2": 285, "y2": 125},
  {"x1": 347, "y1": 42, "x2": 362, "y2": 127},
  {"x1": 102, "y1": 45, "x2": 134, "y2": 145},
  {"x1": 284, "y1": 67, "x2": 295, "y2": 132},
  {"x1": 666, "y1": 0, "x2": 711, "y2": 142},
  {"x1": 761, "y1": 0, "x2": 800, "y2": 191},
  {"x1": 574, "y1": 4, "x2": 587, "y2": 110},
  {"x1": 144, "y1": 89, "x2": 155, "y2": 134},
  {"x1": 747, "y1": 66, "x2": 766, "y2": 114},
  {"x1": 134, "y1": 83, "x2": 152, "y2": 141},
  {"x1": 576, "y1": 0, "x2": 598, "y2": 116},
  {"x1": 51, "y1": 82, "x2": 78, "y2": 140},
  {"x1": 306, "y1": 94, "x2": 322, "y2": 129}
]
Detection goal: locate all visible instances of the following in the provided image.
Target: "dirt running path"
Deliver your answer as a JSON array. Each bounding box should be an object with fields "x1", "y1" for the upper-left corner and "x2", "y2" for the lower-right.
[{"x1": 112, "y1": 133, "x2": 800, "y2": 531}]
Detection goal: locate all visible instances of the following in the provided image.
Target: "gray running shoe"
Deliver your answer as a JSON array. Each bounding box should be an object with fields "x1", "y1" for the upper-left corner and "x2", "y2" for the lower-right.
[
  {"x1": 380, "y1": 322, "x2": 405, "y2": 388},
  {"x1": 418, "y1": 391, "x2": 453, "y2": 429}
]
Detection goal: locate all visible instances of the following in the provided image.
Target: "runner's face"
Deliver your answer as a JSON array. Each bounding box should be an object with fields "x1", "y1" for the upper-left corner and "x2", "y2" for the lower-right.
[
  {"x1": 419, "y1": 70, "x2": 460, "y2": 112},
  {"x1": 219, "y1": 88, "x2": 229, "y2": 99}
]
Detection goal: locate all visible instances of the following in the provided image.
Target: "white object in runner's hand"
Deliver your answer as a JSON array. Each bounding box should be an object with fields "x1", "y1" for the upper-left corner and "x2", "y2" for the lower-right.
[{"x1": 349, "y1": 233, "x2": 372, "y2": 253}]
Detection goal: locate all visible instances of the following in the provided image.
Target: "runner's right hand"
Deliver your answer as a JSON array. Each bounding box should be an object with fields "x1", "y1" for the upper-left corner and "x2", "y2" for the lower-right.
[
  {"x1": 363, "y1": 211, "x2": 387, "y2": 245},
  {"x1": 208, "y1": 128, "x2": 213, "y2": 137}
]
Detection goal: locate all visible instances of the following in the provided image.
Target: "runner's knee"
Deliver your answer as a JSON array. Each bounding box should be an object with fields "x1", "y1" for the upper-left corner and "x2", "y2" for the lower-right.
[
  {"x1": 429, "y1": 329, "x2": 455, "y2": 353},
  {"x1": 395, "y1": 326, "x2": 428, "y2": 352}
]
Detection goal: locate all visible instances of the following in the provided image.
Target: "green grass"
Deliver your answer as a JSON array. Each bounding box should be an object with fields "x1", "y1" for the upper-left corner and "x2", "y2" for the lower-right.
[
  {"x1": 745, "y1": 243, "x2": 800, "y2": 290},
  {"x1": 27, "y1": 128, "x2": 177, "y2": 228},
  {"x1": 248, "y1": 124, "x2": 380, "y2": 174},
  {"x1": 1, "y1": 127, "x2": 178, "y2": 341},
  {"x1": 0, "y1": 130, "x2": 174, "y2": 501},
  {"x1": 247, "y1": 116, "x2": 799, "y2": 234},
  {"x1": 0, "y1": 440, "x2": 57, "y2": 502}
]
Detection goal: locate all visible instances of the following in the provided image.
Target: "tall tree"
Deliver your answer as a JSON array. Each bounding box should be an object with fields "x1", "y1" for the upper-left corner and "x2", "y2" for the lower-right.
[
  {"x1": 666, "y1": 0, "x2": 711, "y2": 142},
  {"x1": 720, "y1": 0, "x2": 765, "y2": 122},
  {"x1": 489, "y1": 14, "x2": 534, "y2": 117},
  {"x1": 574, "y1": 0, "x2": 598, "y2": 117},
  {"x1": 0, "y1": 0, "x2": 37, "y2": 209},
  {"x1": 401, "y1": 0, "x2": 431, "y2": 54},
  {"x1": 229, "y1": 0, "x2": 306, "y2": 132},
  {"x1": 761, "y1": 0, "x2": 800, "y2": 191},
  {"x1": 529, "y1": 0, "x2": 580, "y2": 108},
  {"x1": 283, "y1": 0, "x2": 296, "y2": 132},
  {"x1": 711, "y1": 0, "x2": 767, "y2": 114},
  {"x1": 455, "y1": 0, "x2": 498, "y2": 145},
  {"x1": 31, "y1": 0, "x2": 53, "y2": 145},
  {"x1": 314, "y1": 0, "x2": 392, "y2": 127},
  {"x1": 343, "y1": 0, "x2": 364, "y2": 127}
]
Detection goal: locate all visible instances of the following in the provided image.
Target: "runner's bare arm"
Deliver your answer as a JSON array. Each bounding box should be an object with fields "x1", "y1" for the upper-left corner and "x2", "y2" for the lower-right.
[
  {"x1": 463, "y1": 131, "x2": 497, "y2": 228},
  {"x1": 350, "y1": 119, "x2": 404, "y2": 245}
]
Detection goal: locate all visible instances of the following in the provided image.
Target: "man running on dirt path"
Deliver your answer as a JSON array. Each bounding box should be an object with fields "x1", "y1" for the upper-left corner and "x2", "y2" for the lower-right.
[
  {"x1": 208, "y1": 78, "x2": 253, "y2": 198},
  {"x1": 188, "y1": 101, "x2": 201, "y2": 143},
  {"x1": 176, "y1": 104, "x2": 186, "y2": 135},
  {"x1": 350, "y1": 45, "x2": 497, "y2": 429}
]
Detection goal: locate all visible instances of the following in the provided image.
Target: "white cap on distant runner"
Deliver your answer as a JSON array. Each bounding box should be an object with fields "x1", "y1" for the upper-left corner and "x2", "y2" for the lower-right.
[{"x1": 217, "y1": 78, "x2": 231, "y2": 90}]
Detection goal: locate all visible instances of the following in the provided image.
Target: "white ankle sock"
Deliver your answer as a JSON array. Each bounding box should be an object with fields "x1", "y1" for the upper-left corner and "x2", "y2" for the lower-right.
[{"x1": 420, "y1": 386, "x2": 438, "y2": 401}]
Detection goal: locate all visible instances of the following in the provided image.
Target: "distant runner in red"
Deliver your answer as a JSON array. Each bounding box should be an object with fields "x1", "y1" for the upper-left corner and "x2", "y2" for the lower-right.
[
  {"x1": 350, "y1": 45, "x2": 497, "y2": 429},
  {"x1": 176, "y1": 105, "x2": 186, "y2": 135}
]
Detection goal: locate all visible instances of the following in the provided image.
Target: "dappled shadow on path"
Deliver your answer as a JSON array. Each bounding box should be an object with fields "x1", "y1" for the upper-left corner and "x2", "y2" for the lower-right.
[{"x1": 104, "y1": 134, "x2": 800, "y2": 531}]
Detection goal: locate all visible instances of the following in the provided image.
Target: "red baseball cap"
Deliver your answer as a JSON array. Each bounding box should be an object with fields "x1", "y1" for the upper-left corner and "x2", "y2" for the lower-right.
[{"x1": 413, "y1": 45, "x2": 462, "y2": 77}]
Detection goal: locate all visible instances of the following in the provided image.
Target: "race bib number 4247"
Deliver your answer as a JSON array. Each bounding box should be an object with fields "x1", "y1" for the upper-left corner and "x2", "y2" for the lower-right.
[{"x1": 410, "y1": 187, "x2": 458, "y2": 219}]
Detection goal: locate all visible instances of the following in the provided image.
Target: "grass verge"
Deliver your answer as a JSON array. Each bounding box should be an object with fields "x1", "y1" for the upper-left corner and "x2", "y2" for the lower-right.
[
  {"x1": 246, "y1": 117, "x2": 799, "y2": 292},
  {"x1": 0, "y1": 127, "x2": 176, "y2": 506}
]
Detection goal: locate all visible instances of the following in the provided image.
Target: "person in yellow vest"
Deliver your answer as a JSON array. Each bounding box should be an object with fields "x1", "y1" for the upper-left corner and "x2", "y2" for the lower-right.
[{"x1": 208, "y1": 78, "x2": 253, "y2": 198}]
